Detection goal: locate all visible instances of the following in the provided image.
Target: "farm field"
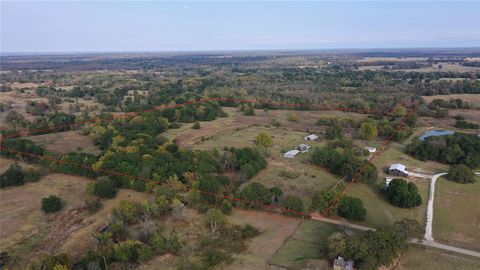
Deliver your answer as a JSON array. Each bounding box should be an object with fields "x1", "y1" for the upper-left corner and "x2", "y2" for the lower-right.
[
  {"x1": 346, "y1": 180, "x2": 429, "y2": 228},
  {"x1": 269, "y1": 220, "x2": 355, "y2": 269},
  {"x1": 433, "y1": 176, "x2": 480, "y2": 251},
  {"x1": 26, "y1": 130, "x2": 101, "y2": 155},
  {"x1": 422, "y1": 94, "x2": 480, "y2": 110},
  {"x1": 399, "y1": 246, "x2": 480, "y2": 270},
  {"x1": 226, "y1": 209, "x2": 302, "y2": 270}
]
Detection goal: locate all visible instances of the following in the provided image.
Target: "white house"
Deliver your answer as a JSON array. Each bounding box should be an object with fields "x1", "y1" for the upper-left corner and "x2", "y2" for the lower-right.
[
  {"x1": 364, "y1": 146, "x2": 376, "y2": 153},
  {"x1": 284, "y1": 150, "x2": 300, "y2": 158},
  {"x1": 385, "y1": 177, "x2": 393, "y2": 186},
  {"x1": 389, "y1": 163, "x2": 408, "y2": 177},
  {"x1": 304, "y1": 134, "x2": 319, "y2": 141}
]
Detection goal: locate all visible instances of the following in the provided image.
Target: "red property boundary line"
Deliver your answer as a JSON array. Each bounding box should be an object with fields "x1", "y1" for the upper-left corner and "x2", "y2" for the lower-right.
[
  {"x1": 0, "y1": 97, "x2": 416, "y2": 219},
  {"x1": 3, "y1": 96, "x2": 408, "y2": 139}
]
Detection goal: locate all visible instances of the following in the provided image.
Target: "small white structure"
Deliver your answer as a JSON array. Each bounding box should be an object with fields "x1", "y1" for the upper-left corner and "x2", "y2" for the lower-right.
[
  {"x1": 304, "y1": 134, "x2": 319, "y2": 141},
  {"x1": 389, "y1": 163, "x2": 409, "y2": 177},
  {"x1": 284, "y1": 150, "x2": 300, "y2": 158},
  {"x1": 364, "y1": 146, "x2": 377, "y2": 153},
  {"x1": 297, "y1": 144, "x2": 311, "y2": 153},
  {"x1": 385, "y1": 177, "x2": 393, "y2": 186}
]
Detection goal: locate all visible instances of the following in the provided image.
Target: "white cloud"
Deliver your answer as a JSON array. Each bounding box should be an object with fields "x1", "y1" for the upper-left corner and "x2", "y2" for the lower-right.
[
  {"x1": 232, "y1": 35, "x2": 240, "y2": 39},
  {"x1": 183, "y1": 5, "x2": 190, "y2": 10},
  {"x1": 212, "y1": 36, "x2": 221, "y2": 40}
]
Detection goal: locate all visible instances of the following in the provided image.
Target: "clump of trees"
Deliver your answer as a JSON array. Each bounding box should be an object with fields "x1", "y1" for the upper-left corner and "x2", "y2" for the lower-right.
[
  {"x1": 358, "y1": 122, "x2": 378, "y2": 141},
  {"x1": 311, "y1": 145, "x2": 377, "y2": 183},
  {"x1": 381, "y1": 179, "x2": 422, "y2": 208},
  {"x1": 455, "y1": 120, "x2": 479, "y2": 129},
  {"x1": 0, "y1": 163, "x2": 42, "y2": 188},
  {"x1": 406, "y1": 133, "x2": 480, "y2": 168},
  {"x1": 41, "y1": 195, "x2": 63, "y2": 213},
  {"x1": 448, "y1": 164, "x2": 475, "y2": 183},
  {"x1": 255, "y1": 132, "x2": 273, "y2": 148},
  {"x1": 326, "y1": 219, "x2": 423, "y2": 270},
  {"x1": 93, "y1": 176, "x2": 118, "y2": 198}
]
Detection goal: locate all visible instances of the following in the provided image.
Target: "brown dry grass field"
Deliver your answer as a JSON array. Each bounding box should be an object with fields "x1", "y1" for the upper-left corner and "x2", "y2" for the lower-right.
[
  {"x1": 26, "y1": 130, "x2": 101, "y2": 155},
  {"x1": 0, "y1": 157, "x2": 151, "y2": 267},
  {"x1": 422, "y1": 94, "x2": 480, "y2": 107}
]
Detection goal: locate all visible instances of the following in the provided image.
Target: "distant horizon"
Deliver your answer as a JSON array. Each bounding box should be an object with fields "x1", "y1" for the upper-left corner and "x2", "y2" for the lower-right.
[
  {"x1": 2, "y1": 1, "x2": 479, "y2": 53},
  {"x1": 2, "y1": 46, "x2": 480, "y2": 57}
]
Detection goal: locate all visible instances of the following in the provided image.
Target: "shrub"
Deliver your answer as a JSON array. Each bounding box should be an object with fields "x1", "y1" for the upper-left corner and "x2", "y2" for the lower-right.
[
  {"x1": 242, "y1": 224, "x2": 260, "y2": 239},
  {"x1": 41, "y1": 195, "x2": 62, "y2": 213},
  {"x1": 192, "y1": 121, "x2": 201, "y2": 129},
  {"x1": 448, "y1": 164, "x2": 475, "y2": 184},
  {"x1": 93, "y1": 177, "x2": 117, "y2": 198},
  {"x1": 85, "y1": 198, "x2": 102, "y2": 213},
  {"x1": 338, "y1": 196, "x2": 366, "y2": 221},
  {"x1": 281, "y1": 196, "x2": 305, "y2": 217},
  {"x1": 132, "y1": 180, "x2": 146, "y2": 192},
  {"x1": 0, "y1": 163, "x2": 25, "y2": 188}
]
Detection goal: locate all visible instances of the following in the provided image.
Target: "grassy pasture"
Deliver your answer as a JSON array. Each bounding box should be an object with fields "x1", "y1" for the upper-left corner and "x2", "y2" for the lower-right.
[
  {"x1": 399, "y1": 246, "x2": 480, "y2": 270},
  {"x1": 269, "y1": 220, "x2": 356, "y2": 269},
  {"x1": 26, "y1": 130, "x2": 101, "y2": 155},
  {"x1": 433, "y1": 176, "x2": 480, "y2": 251},
  {"x1": 346, "y1": 181, "x2": 429, "y2": 228}
]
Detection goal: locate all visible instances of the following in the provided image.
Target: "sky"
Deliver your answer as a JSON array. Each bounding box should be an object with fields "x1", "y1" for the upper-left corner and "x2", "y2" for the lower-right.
[{"x1": 1, "y1": 1, "x2": 479, "y2": 53}]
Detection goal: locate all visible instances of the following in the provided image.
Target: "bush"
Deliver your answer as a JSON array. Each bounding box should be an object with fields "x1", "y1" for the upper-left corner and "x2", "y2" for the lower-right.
[
  {"x1": 281, "y1": 196, "x2": 305, "y2": 217},
  {"x1": 93, "y1": 177, "x2": 117, "y2": 198},
  {"x1": 41, "y1": 195, "x2": 62, "y2": 213},
  {"x1": 192, "y1": 121, "x2": 201, "y2": 129},
  {"x1": 338, "y1": 196, "x2": 366, "y2": 221},
  {"x1": 0, "y1": 163, "x2": 25, "y2": 188},
  {"x1": 382, "y1": 179, "x2": 422, "y2": 208},
  {"x1": 448, "y1": 164, "x2": 475, "y2": 184},
  {"x1": 85, "y1": 198, "x2": 102, "y2": 213},
  {"x1": 132, "y1": 180, "x2": 146, "y2": 192},
  {"x1": 242, "y1": 224, "x2": 260, "y2": 239}
]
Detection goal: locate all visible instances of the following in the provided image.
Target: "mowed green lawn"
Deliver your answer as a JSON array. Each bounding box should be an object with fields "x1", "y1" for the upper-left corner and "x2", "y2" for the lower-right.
[
  {"x1": 399, "y1": 246, "x2": 480, "y2": 270},
  {"x1": 433, "y1": 176, "x2": 480, "y2": 251},
  {"x1": 346, "y1": 180, "x2": 429, "y2": 228},
  {"x1": 270, "y1": 220, "x2": 351, "y2": 269}
]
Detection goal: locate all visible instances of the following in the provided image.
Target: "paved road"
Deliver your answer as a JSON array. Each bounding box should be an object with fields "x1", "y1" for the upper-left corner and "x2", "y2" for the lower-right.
[{"x1": 425, "y1": 172, "x2": 448, "y2": 241}]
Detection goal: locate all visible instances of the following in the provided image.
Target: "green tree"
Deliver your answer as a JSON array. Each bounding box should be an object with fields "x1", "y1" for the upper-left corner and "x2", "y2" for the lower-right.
[
  {"x1": 0, "y1": 163, "x2": 25, "y2": 188},
  {"x1": 359, "y1": 122, "x2": 378, "y2": 140},
  {"x1": 192, "y1": 121, "x2": 201, "y2": 129},
  {"x1": 281, "y1": 196, "x2": 305, "y2": 217},
  {"x1": 41, "y1": 195, "x2": 62, "y2": 213},
  {"x1": 205, "y1": 208, "x2": 226, "y2": 234},
  {"x1": 383, "y1": 179, "x2": 422, "y2": 208},
  {"x1": 93, "y1": 176, "x2": 117, "y2": 198},
  {"x1": 448, "y1": 164, "x2": 475, "y2": 184},
  {"x1": 239, "y1": 182, "x2": 273, "y2": 209},
  {"x1": 325, "y1": 123, "x2": 343, "y2": 140},
  {"x1": 255, "y1": 132, "x2": 273, "y2": 148},
  {"x1": 338, "y1": 196, "x2": 366, "y2": 221}
]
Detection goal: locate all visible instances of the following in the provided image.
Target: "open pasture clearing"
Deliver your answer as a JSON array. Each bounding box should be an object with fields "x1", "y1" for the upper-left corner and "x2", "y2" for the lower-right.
[
  {"x1": 166, "y1": 106, "x2": 367, "y2": 148},
  {"x1": 346, "y1": 180, "x2": 429, "y2": 228},
  {"x1": 358, "y1": 57, "x2": 429, "y2": 62},
  {"x1": 269, "y1": 220, "x2": 350, "y2": 269},
  {"x1": 422, "y1": 94, "x2": 480, "y2": 108},
  {"x1": 448, "y1": 109, "x2": 480, "y2": 123},
  {"x1": 433, "y1": 176, "x2": 480, "y2": 252},
  {"x1": 26, "y1": 130, "x2": 101, "y2": 155},
  {"x1": 399, "y1": 246, "x2": 480, "y2": 270},
  {"x1": 397, "y1": 63, "x2": 480, "y2": 73},
  {"x1": 225, "y1": 209, "x2": 302, "y2": 270}
]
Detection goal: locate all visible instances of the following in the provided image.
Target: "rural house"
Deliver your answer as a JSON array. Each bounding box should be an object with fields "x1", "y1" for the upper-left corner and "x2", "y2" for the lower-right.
[
  {"x1": 304, "y1": 134, "x2": 319, "y2": 141},
  {"x1": 284, "y1": 149, "x2": 300, "y2": 158},
  {"x1": 389, "y1": 163, "x2": 408, "y2": 177},
  {"x1": 364, "y1": 146, "x2": 377, "y2": 153}
]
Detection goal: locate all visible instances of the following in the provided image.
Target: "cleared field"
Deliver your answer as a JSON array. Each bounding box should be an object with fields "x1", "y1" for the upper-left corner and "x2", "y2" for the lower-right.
[
  {"x1": 347, "y1": 181, "x2": 429, "y2": 228},
  {"x1": 226, "y1": 209, "x2": 302, "y2": 270},
  {"x1": 165, "y1": 107, "x2": 366, "y2": 148},
  {"x1": 269, "y1": 220, "x2": 350, "y2": 269},
  {"x1": 399, "y1": 246, "x2": 480, "y2": 270},
  {"x1": 26, "y1": 130, "x2": 101, "y2": 155},
  {"x1": 396, "y1": 63, "x2": 480, "y2": 73},
  {"x1": 422, "y1": 94, "x2": 480, "y2": 109},
  {"x1": 358, "y1": 57, "x2": 428, "y2": 62},
  {"x1": 433, "y1": 176, "x2": 480, "y2": 251}
]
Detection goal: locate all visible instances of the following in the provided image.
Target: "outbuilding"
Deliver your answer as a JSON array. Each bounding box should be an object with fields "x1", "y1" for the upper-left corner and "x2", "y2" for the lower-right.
[
  {"x1": 304, "y1": 134, "x2": 319, "y2": 141},
  {"x1": 283, "y1": 150, "x2": 300, "y2": 158},
  {"x1": 389, "y1": 163, "x2": 408, "y2": 177},
  {"x1": 296, "y1": 144, "x2": 311, "y2": 153}
]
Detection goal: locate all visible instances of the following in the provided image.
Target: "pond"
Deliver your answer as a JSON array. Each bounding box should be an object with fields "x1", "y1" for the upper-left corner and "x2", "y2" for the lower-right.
[{"x1": 419, "y1": 130, "x2": 455, "y2": 141}]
